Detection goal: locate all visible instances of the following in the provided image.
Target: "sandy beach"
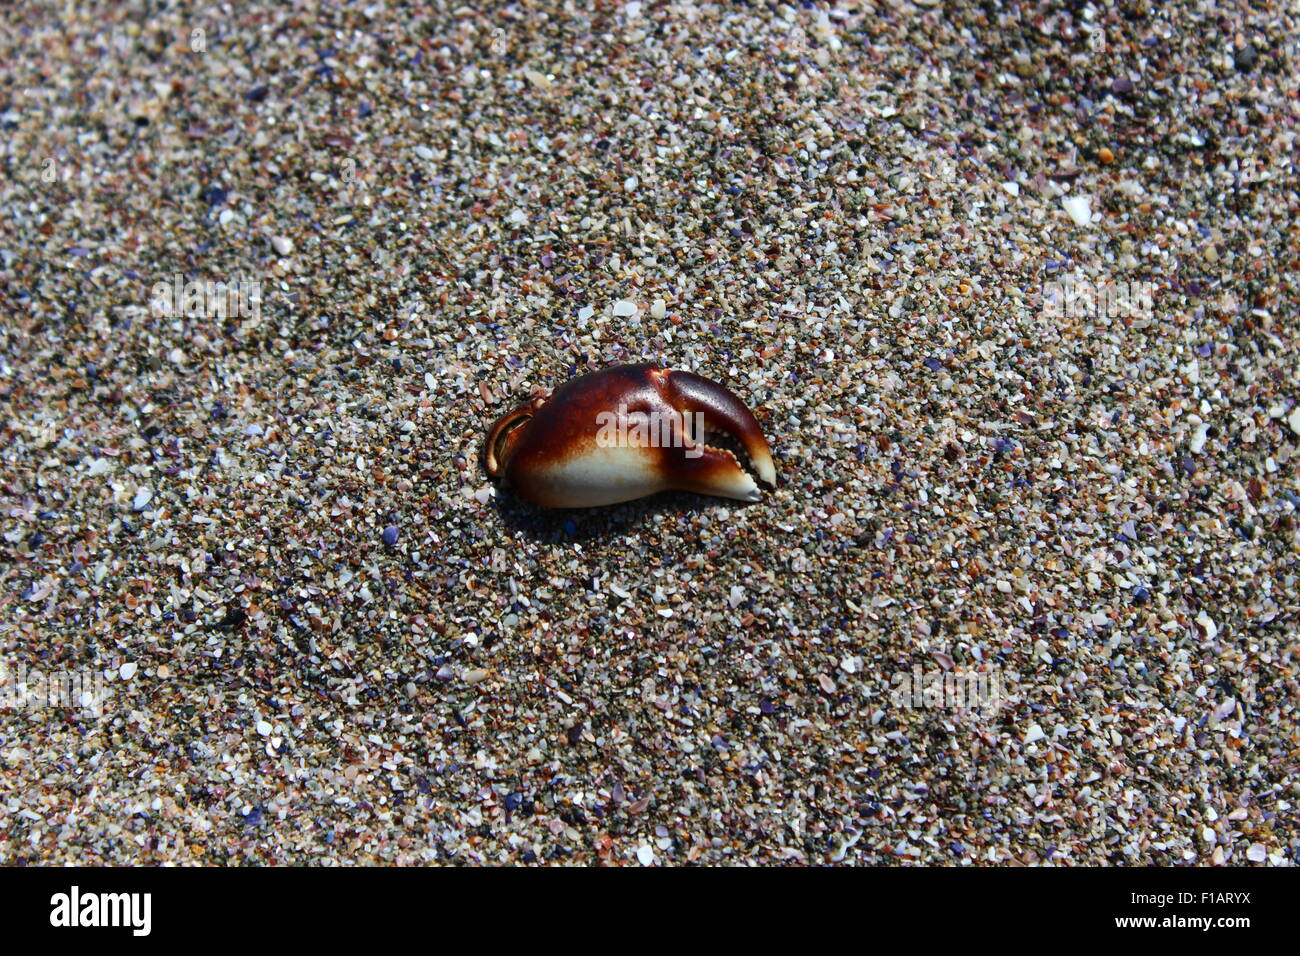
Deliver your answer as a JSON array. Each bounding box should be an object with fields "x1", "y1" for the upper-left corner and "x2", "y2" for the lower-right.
[{"x1": 0, "y1": 0, "x2": 1296, "y2": 865}]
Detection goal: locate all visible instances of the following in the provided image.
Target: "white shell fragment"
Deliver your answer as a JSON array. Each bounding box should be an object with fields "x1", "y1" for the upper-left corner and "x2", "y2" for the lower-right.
[{"x1": 1062, "y1": 195, "x2": 1092, "y2": 226}]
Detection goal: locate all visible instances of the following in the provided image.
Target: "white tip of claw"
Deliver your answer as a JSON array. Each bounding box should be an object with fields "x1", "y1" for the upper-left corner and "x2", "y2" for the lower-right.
[
  {"x1": 703, "y1": 465, "x2": 762, "y2": 503},
  {"x1": 751, "y1": 448, "x2": 777, "y2": 488}
]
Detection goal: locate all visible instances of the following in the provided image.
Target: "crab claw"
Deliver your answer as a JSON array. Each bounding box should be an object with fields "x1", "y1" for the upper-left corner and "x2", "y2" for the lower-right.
[
  {"x1": 483, "y1": 364, "x2": 776, "y2": 509},
  {"x1": 661, "y1": 369, "x2": 778, "y2": 490}
]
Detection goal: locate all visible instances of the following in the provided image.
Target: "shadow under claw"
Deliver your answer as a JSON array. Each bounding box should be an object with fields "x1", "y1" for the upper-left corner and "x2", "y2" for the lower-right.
[{"x1": 490, "y1": 483, "x2": 759, "y2": 543}]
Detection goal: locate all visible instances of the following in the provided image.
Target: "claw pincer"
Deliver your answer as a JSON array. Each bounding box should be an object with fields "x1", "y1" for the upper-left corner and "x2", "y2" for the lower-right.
[{"x1": 483, "y1": 365, "x2": 776, "y2": 508}]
